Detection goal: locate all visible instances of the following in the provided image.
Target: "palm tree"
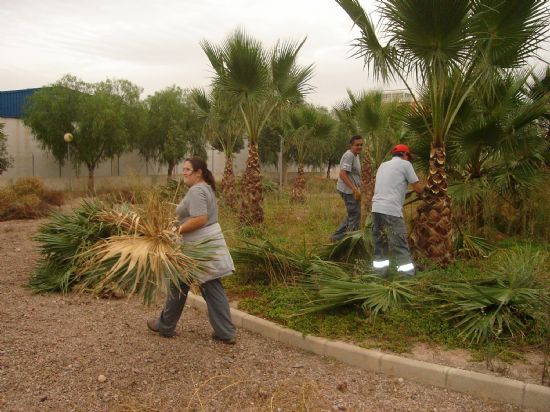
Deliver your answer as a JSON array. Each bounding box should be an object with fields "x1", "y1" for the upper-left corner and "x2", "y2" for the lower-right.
[
  {"x1": 446, "y1": 70, "x2": 549, "y2": 235},
  {"x1": 285, "y1": 105, "x2": 335, "y2": 202},
  {"x1": 529, "y1": 66, "x2": 550, "y2": 167},
  {"x1": 191, "y1": 87, "x2": 244, "y2": 209},
  {"x1": 335, "y1": 0, "x2": 549, "y2": 264},
  {"x1": 201, "y1": 28, "x2": 314, "y2": 225},
  {"x1": 334, "y1": 90, "x2": 405, "y2": 219}
]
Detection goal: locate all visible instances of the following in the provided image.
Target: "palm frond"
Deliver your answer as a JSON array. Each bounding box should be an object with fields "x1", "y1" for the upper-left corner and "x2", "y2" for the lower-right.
[
  {"x1": 320, "y1": 217, "x2": 373, "y2": 262},
  {"x1": 431, "y1": 247, "x2": 550, "y2": 344},
  {"x1": 335, "y1": 0, "x2": 395, "y2": 81},
  {"x1": 76, "y1": 234, "x2": 213, "y2": 305},
  {"x1": 231, "y1": 238, "x2": 312, "y2": 283},
  {"x1": 301, "y1": 259, "x2": 417, "y2": 317},
  {"x1": 454, "y1": 232, "x2": 496, "y2": 259},
  {"x1": 30, "y1": 199, "x2": 119, "y2": 293}
]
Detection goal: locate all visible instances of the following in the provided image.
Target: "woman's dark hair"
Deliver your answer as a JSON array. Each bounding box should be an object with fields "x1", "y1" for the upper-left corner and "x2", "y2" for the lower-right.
[{"x1": 185, "y1": 156, "x2": 216, "y2": 191}]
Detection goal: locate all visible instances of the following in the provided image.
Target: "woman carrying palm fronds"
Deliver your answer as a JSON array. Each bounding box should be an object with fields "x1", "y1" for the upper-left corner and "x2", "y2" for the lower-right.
[{"x1": 147, "y1": 157, "x2": 236, "y2": 344}]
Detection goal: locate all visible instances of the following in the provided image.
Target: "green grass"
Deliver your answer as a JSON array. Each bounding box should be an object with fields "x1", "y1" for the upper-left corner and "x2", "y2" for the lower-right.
[
  {"x1": 229, "y1": 277, "x2": 463, "y2": 353},
  {"x1": 218, "y1": 179, "x2": 549, "y2": 358}
]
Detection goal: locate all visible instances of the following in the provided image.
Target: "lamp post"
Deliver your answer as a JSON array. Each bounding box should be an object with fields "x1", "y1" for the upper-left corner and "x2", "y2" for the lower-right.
[{"x1": 63, "y1": 132, "x2": 73, "y2": 191}]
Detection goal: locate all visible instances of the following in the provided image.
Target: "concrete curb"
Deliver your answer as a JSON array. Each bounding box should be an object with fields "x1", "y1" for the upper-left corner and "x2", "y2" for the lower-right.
[{"x1": 186, "y1": 293, "x2": 550, "y2": 411}]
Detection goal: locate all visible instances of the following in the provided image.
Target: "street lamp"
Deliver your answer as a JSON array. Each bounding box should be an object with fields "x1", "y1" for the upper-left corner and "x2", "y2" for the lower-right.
[{"x1": 63, "y1": 132, "x2": 73, "y2": 191}]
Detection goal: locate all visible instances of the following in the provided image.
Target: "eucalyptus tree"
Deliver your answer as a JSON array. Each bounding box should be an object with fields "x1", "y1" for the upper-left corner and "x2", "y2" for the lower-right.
[
  {"x1": 24, "y1": 75, "x2": 143, "y2": 191},
  {"x1": 95, "y1": 79, "x2": 145, "y2": 163},
  {"x1": 0, "y1": 122, "x2": 13, "y2": 175},
  {"x1": 23, "y1": 75, "x2": 82, "y2": 166},
  {"x1": 334, "y1": 90, "x2": 405, "y2": 217},
  {"x1": 141, "y1": 86, "x2": 206, "y2": 179},
  {"x1": 191, "y1": 87, "x2": 244, "y2": 209},
  {"x1": 335, "y1": 0, "x2": 549, "y2": 264},
  {"x1": 284, "y1": 105, "x2": 335, "y2": 202},
  {"x1": 201, "y1": 28, "x2": 314, "y2": 225}
]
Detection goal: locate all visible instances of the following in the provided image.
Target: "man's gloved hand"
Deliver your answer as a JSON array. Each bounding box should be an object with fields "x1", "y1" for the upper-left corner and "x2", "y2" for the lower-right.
[{"x1": 353, "y1": 189, "x2": 362, "y2": 202}]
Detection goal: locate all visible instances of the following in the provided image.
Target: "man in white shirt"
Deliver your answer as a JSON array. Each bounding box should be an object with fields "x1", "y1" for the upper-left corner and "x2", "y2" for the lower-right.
[
  {"x1": 330, "y1": 135, "x2": 363, "y2": 242},
  {"x1": 371, "y1": 144, "x2": 423, "y2": 276}
]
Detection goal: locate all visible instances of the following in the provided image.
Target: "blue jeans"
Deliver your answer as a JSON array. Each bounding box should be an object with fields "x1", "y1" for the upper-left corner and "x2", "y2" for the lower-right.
[
  {"x1": 331, "y1": 192, "x2": 361, "y2": 241},
  {"x1": 371, "y1": 212, "x2": 415, "y2": 276}
]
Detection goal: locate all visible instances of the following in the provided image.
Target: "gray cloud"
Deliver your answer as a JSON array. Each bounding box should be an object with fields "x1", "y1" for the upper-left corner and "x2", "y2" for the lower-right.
[{"x1": 1, "y1": 0, "x2": 547, "y2": 107}]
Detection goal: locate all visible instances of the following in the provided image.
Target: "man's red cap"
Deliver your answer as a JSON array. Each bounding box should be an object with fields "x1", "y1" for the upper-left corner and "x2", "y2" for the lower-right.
[{"x1": 391, "y1": 144, "x2": 411, "y2": 154}]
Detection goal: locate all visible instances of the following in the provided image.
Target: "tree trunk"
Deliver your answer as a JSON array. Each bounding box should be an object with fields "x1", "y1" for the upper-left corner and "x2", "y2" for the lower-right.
[
  {"x1": 409, "y1": 145, "x2": 453, "y2": 265},
  {"x1": 87, "y1": 164, "x2": 95, "y2": 193},
  {"x1": 326, "y1": 160, "x2": 333, "y2": 179},
  {"x1": 221, "y1": 155, "x2": 238, "y2": 210},
  {"x1": 360, "y1": 149, "x2": 374, "y2": 222},
  {"x1": 291, "y1": 163, "x2": 306, "y2": 203},
  {"x1": 167, "y1": 162, "x2": 175, "y2": 179},
  {"x1": 239, "y1": 142, "x2": 264, "y2": 225}
]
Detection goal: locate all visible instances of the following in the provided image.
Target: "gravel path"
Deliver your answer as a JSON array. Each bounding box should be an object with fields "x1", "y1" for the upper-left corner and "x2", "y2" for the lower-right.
[{"x1": 0, "y1": 219, "x2": 531, "y2": 411}]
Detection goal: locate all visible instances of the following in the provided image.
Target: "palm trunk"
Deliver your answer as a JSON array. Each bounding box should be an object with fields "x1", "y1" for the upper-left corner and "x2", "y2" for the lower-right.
[
  {"x1": 239, "y1": 142, "x2": 264, "y2": 225},
  {"x1": 410, "y1": 145, "x2": 453, "y2": 265},
  {"x1": 282, "y1": 157, "x2": 289, "y2": 186},
  {"x1": 221, "y1": 155, "x2": 238, "y2": 210},
  {"x1": 360, "y1": 149, "x2": 374, "y2": 222},
  {"x1": 291, "y1": 163, "x2": 306, "y2": 202}
]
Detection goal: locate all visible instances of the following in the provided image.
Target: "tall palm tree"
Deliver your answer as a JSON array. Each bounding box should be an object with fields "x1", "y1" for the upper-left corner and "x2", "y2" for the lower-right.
[
  {"x1": 335, "y1": 0, "x2": 549, "y2": 264},
  {"x1": 201, "y1": 29, "x2": 314, "y2": 225},
  {"x1": 191, "y1": 87, "x2": 244, "y2": 209}
]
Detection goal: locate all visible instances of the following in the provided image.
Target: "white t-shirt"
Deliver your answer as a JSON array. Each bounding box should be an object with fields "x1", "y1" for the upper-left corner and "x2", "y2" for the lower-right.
[{"x1": 372, "y1": 157, "x2": 418, "y2": 218}]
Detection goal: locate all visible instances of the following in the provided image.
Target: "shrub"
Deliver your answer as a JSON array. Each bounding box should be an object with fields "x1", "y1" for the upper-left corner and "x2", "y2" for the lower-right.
[
  {"x1": 40, "y1": 189, "x2": 64, "y2": 206},
  {"x1": 12, "y1": 177, "x2": 45, "y2": 197},
  {"x1": 0, "y1": 177, "x2": 64, "y2": 221}
]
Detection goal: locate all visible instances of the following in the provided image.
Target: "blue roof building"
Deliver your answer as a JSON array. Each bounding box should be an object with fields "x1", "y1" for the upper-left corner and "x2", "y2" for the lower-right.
[{"x1": 0, "y1": 88, "x2": 40, "y2": 119}]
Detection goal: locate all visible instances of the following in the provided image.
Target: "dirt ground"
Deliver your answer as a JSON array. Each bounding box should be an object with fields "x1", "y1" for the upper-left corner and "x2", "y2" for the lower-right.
[{"x1": 0, "y1": 218, "x2": 538, "y2": 411}]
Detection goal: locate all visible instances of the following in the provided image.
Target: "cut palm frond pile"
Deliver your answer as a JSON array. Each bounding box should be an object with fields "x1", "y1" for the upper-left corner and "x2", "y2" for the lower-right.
[
  {"x1": 76, "y1": 193, "x2": 213, "y2": 304},
  {"x1": 30, "y1": 200, "x2": 120, "y2": 293},
  {"x1": 430, "y1": 248, "x2": 550, "y2": 344},
  {"x1": 31, "y1": 192, "x2": 214, "y2": 304},
  {"x1": 231, "y1": 239, "x2": 313, "y2": 283},
  {"x1": 319, "y1": 217, "x2": 373, "y2": 263},
  {"x1": 301, "y1": 260, "x2": 417, "y2": 318}
]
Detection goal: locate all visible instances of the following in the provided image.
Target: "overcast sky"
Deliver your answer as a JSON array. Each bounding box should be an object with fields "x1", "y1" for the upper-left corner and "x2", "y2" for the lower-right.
[{"x1": 1, "y1": 0, "x2": 548, "y2": 108}]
